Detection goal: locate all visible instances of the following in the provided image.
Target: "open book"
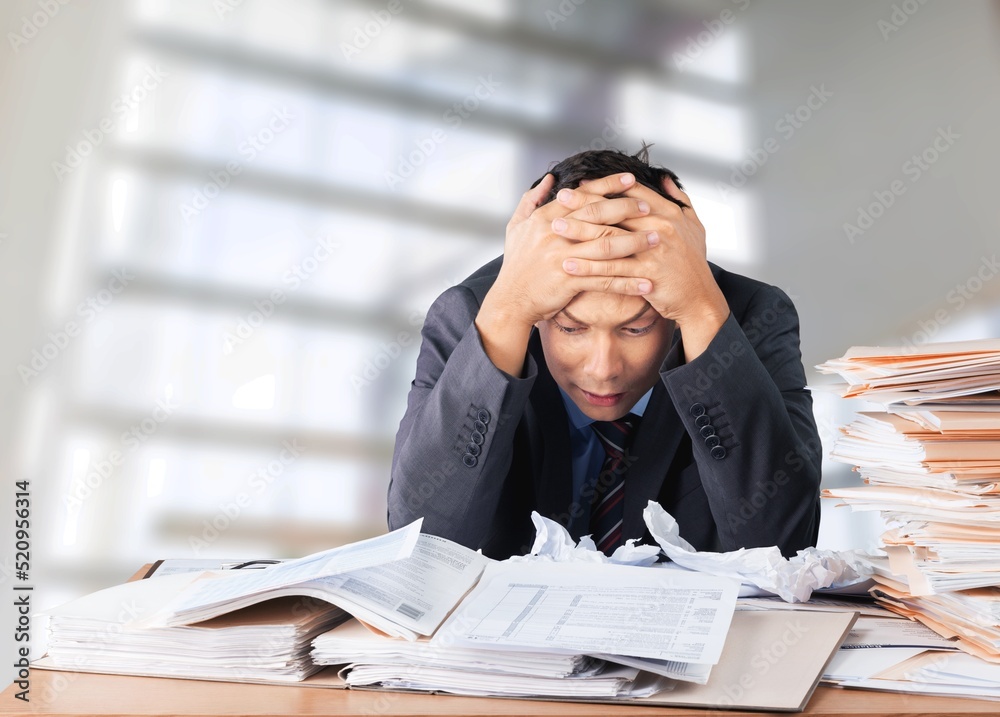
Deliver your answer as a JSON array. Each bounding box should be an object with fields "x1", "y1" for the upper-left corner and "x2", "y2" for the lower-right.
[{"x1": 145, "y1": 519, "x2": 489, "y2": 640}]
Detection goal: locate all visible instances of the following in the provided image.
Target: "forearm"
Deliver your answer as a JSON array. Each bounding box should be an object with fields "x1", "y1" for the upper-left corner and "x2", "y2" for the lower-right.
[
  {"x1": 662, "y1": 293, "x2": 821, "y2": 555},
  {"x1": 674, "y1": 283, "x2": 730, "y2": 363},
  {"x1": 474, "y1": 292, "x2": 534, "y2": 378},
  {"x1": 388, "y1": 288, "x2": 537, "y2": 549}
]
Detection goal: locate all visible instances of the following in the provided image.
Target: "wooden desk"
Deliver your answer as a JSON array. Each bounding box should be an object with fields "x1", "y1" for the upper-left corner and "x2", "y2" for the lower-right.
[
  {"x1": 5, "y1": 566, "x2": 999, "y2": 716},
  {"x1": 3, "y1": 670, "x2": 1000, "y2": 717}
]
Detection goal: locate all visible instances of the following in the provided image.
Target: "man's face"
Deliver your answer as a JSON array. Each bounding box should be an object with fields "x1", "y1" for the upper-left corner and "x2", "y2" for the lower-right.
[{"x1": 536, "y1": 292, "x2": 676, "y2": 421}]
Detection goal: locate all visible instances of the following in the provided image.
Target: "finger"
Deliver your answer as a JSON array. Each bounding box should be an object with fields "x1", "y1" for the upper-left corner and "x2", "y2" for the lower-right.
[
  {"x1": 559, "y1": 194, "x2": 652, "y2": 226},
  {"x1": 620, "y1": 181, "x2": 689, "y2": 212},
  {"x1": 562, "y1": 257, "x2": 644, "y2": 280},
  {"x1": 512, "y1": 173, "x2": 554, "y2": 223},
  {"x1": 566, "y1": 172, "x2": 637, "y2": 197},
  {"x1": 571, "y1": 275, "x2": 653, "y2": 296},
  {"x1": 551, "y1": 215, "x2": 625, "y2": 241},
  {"x1": 557, "y1": 231, "x2": 659, "y2": 260}
]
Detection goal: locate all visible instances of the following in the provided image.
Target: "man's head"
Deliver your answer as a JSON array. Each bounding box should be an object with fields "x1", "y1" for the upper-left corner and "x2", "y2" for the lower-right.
[
  {"x1": 530, "y1": 143, "x2": 688, "y2": 209},
  {"x1": 531, "y1": 145, "x2": 683, "y2": 421}
]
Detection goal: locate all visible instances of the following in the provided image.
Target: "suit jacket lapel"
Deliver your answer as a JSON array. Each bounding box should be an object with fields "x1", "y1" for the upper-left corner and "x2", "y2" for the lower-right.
[
  {"x1": 526, "y1": 329, "x2": 574, "y2": 524},
  {"x1": 622, "y1": 327, "x2": 685, "y2": 542}
]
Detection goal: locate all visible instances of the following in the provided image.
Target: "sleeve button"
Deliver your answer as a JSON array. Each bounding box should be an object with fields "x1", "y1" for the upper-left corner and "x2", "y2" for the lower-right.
[
  {"x1": 463, "y1": 453, "x2": 478, "y2": 467},
  {"x1": 477, "y1": 409, "x2": 491, "y2": 424},
  {"x1": 699, "y1": 424, "x2": 716, "y2": 438},
  {"x1": 474, "y1": 420, "x2": 488, "y2": 434},
  {"x1": 710, "y1": 445, "x2": 727, "y2": 460},
  {"x1": 690, "y1": 403, "x2": 706, "y2": 417},
  {"x1": 466, "y1": 442, "x2": 481, "y2": 456},
  {"x1": 695, "y1": 414, "x2": 710, "y2": 427},
  {"x1": 471, "y1": 430, "x2": 485, "y2": 445},
  {"x1": 704, "y1": 435, "x2": 721, "y2": 448}
]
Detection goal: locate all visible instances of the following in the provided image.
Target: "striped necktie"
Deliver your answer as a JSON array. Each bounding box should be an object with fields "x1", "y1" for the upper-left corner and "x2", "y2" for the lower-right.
[{"x1": 589, "y1": 414, "x2": 639, "y2": 555}]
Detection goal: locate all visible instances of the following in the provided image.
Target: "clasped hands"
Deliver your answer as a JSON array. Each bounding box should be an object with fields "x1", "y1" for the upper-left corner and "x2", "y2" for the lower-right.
[{"x1": 493, "y1": 172, "x2": 730, "y2": 347}]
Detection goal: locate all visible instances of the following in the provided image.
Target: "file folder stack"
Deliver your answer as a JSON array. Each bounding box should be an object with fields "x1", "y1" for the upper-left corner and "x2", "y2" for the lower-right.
[
  {"x1": 41, "y1": 573, "x2": 348, "y2": 682},
  {"x1": 818, "y1": 338, "x2": 1000, "y2": 661},
  {"x1": 312, "y1": 618, "x2": 669, "y2": 698}
]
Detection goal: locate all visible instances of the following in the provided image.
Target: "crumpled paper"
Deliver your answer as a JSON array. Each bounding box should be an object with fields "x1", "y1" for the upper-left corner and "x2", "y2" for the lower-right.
[
  {"x1": 643, "y1": 501, "x2": 871, "y2": 602},
  {"x1": 513, "y1": 511, "x2": 661, "y2": 567},
  {"x1": 514, "y1": 502, "x2": 871, "y2": 602}
]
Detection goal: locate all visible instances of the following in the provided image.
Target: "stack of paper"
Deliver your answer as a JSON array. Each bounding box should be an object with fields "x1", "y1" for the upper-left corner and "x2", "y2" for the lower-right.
[
  {"x1": 314, "y1": 618, "x2": 669, "y2": 698},
  {"x1": 819, "y1": 338, "x2": 1000, "y2": 666},
  {"x1": 312, "y1": 560, "x2": 740, "y2": 699},
  {"x1": 39, "y1": 572, "x2": 347, "y2": 682},
  {"x1": 34, "y1": 513, "x2": 860, "y2": 711}
]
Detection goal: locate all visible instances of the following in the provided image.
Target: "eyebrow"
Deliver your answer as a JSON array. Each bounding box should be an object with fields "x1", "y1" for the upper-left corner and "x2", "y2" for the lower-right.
[{"x1": 560, "y1": 303, "x2": 653, "y2": 328}]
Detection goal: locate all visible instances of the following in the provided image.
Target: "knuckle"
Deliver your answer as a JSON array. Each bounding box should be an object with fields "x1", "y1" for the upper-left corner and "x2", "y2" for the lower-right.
[
  {"x1": 582, "y1": 202, "x2": 602, "y2": 222},
  {"x1": 598, "y1": 236, "x2": 614, "y2": 256},
  {"x1": 602, "y1": 277, "x2": 616, "y2": 292}
]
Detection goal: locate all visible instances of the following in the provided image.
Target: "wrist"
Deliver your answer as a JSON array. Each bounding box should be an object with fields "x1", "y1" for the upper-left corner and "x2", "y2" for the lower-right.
[
  {"x1": 478, "y1": 291, "x2": 535, "y2": 334},
  {"x1": 476, "y1": 291, "x2": 535, "y2": 378},
  {"x1": 675, "y1": 291, "x2": 730, "y2": 363},
  {"x1": 675, "y1": 289, "x2": 729, "y2": 334}
]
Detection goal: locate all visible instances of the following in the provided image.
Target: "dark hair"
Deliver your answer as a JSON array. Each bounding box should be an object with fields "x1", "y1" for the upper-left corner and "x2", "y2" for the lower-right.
[{"x1": 529, "y1": 142, "x2": 688, "y2": 209}]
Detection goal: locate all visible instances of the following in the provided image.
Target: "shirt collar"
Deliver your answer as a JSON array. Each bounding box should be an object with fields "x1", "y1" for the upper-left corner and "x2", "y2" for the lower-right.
[{"x1": 559, "y1": 386, "x2": 653, "y2": 431}]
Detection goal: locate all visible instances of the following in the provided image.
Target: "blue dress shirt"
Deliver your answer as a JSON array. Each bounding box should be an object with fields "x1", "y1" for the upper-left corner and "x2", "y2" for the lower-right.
[{"x1": 558, "y1": 387, "x2": 653, "y2": 538}]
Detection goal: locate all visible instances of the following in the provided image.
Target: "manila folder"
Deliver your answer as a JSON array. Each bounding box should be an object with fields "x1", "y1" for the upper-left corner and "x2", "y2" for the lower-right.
[{"x1": 631, "y1": 609, "x2": 857, "y2": 712}]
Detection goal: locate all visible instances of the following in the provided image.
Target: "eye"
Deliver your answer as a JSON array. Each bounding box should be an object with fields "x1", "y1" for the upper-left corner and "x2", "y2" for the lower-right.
[
  {"x1": 622, "y1": 324, "x2": 655, "y2": 336},
  {"x1": 553, "y1": 321, "x2": 584, "y2": 335}
]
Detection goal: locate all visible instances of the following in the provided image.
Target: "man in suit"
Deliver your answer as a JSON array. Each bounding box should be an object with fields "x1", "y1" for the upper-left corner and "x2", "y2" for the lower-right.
[{"x1": 387, "y1": 146, "x2": 821, "y2": 560}]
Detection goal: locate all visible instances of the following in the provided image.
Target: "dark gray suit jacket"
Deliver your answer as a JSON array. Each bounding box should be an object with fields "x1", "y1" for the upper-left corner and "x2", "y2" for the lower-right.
[{"x1": 388, "y1": 256, "x2": 821, "y2": 559}]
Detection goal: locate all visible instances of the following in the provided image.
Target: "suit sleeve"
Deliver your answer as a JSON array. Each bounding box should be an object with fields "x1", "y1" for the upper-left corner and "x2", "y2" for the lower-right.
[
  {"x1": 387, "y1": 285, "x2": 537, "y2": 549},
  {"x1": 659, "y1": 285, "x2": 821, "y2": 556}
]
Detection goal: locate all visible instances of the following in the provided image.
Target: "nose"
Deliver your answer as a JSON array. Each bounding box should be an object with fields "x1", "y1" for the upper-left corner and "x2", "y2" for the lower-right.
[{"x1": 583, "y1": 333, "x2": 623, "y2": 385}]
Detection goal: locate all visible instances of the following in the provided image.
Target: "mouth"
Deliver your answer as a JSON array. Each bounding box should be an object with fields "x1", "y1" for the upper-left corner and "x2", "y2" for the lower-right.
[{"x1": 580, "y1": 389, "x2": 625, "y2": 407}]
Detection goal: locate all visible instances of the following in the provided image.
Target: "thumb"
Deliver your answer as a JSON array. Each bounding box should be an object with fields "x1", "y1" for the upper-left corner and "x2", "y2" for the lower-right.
[{"x1": 512, "y1": 173, "x2": 554, "y2": 223}]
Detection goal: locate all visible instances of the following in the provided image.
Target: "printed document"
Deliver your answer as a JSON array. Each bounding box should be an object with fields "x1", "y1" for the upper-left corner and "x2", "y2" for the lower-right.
[{"x1": 437, "y1": 560, "x2": 738, "y2": 665}]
